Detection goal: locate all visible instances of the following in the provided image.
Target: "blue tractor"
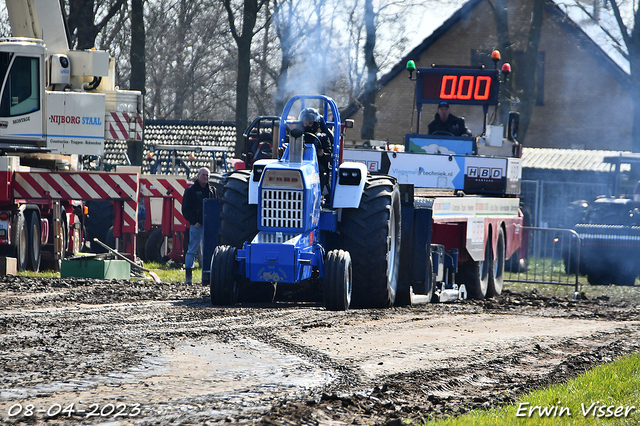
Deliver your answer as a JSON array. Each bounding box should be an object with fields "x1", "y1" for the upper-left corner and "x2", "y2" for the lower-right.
[{"x1": 203, "y1": 95, "x2": 402, "y2": 310}]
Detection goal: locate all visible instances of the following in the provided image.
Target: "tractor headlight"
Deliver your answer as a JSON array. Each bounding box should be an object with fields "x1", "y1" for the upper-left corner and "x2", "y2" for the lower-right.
[{"x1": 338, "y1": 168, "x2": 362, "y2": 186}]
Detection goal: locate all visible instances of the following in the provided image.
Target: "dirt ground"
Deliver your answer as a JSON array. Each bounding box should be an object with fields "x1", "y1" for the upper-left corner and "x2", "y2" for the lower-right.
[{"x1": 1, "y1": 276, "x2": 639, "y2": 425}]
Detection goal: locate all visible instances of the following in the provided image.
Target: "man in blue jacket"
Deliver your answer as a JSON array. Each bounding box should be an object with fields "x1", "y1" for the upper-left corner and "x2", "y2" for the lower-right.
[{"x1": 181, "y1": 167, "x2": 215, "y2": 284}]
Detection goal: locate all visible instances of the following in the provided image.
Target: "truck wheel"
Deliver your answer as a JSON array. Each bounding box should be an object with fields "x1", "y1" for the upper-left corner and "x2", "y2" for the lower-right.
[
  {"x1": 460, "y1": 234, "x2": 492, "y2": 299},
  {"x1": 219, "y1": 170, "x2": 258, "y2": 248},
  {"x1": 341, "y1": 176, "x2": 401, "y2": 308},
  {"x1": 323, "y1": 249, "x2": 352, "y2": 311},
  {"x1": 486, "y1": 227, "x2": 505, "y2": 298},
  {"x1": 145, "y1": 228, "x2": 169, "y2": 264},
  {"x1": 27, "y1": 211, "x2": 41, "y2": 272},
  {"x1": 12, "y1": 212, "x2": 28, "y2": 272},
  {"x1": 210, "y1": 245, "x2": 240, "y2": 306}
]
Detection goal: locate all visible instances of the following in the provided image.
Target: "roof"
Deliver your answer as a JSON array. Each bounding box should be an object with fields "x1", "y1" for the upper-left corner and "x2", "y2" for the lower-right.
[{"x1": 521, "y1": 147, "x2": 632, "y2": 172}]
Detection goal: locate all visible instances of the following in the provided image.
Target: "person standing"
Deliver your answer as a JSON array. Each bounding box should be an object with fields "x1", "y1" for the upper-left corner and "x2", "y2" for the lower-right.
[{"x1": 181, "y1": 167, "x2": 215, "y2": 284}]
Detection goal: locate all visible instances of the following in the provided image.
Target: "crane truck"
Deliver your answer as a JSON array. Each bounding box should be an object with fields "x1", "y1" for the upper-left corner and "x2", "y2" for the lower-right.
[
  {"x1": 201, "y1": 53, "x2": 523, "y2": 309},
  {"x1": 0, "y1": 0, "x2": 144, "y2": 271}
]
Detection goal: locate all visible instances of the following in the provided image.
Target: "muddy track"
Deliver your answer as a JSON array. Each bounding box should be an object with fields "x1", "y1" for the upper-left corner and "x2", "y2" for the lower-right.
[{"x1": 1, "y1": 276, "x2": 639, "y2": 425}]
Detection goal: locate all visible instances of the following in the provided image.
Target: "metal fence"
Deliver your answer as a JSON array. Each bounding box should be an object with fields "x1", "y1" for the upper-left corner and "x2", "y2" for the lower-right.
[
  {"x1": 505, "y1": 226, "x2": 581, "y2": 294},
  {"x1": 520, "y1": 180, "x2": 609, "y2": 228}
]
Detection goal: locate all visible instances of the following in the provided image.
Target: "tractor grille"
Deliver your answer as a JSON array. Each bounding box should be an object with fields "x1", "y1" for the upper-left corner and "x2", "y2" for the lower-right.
[{"x1": 261, "y1": 189, "x2": 303, "y2": 229}]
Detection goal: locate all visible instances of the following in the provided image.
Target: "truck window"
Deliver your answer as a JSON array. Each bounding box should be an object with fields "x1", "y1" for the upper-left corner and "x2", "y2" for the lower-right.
[{"x1": 0, "y1": 56, "x2": 40, "y2": 117}]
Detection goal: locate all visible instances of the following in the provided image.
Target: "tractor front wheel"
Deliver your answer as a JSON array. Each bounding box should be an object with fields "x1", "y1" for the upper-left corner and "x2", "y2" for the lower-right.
[
  {"x1": 323, "y1": 249, "x2": 352, "y2": 311},
  {"x1": 210, "y1": 245, "x2": 240, "y2": 306}
]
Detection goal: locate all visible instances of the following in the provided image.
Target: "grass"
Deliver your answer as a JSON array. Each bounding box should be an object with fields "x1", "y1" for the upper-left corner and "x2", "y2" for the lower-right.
[
  {"x1": 19, "y1": 261, "x2": 202, "y2": 284},
  {"x1": 426, "y1": 351, "x2": 640, "y2": 425}
]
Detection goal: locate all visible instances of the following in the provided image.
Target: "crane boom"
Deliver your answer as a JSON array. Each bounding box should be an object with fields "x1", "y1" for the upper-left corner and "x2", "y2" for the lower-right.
[{"x1": 6, "y1": 0, "x2": 70, "y2": 53}]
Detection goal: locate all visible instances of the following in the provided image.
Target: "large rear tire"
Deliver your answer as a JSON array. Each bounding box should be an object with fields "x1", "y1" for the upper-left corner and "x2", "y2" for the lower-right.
[
  {"x1": 219, "y1": 170, "x2": 258, "y2": 249},
  {"x1": 12, "y1": 212, "x2": 28, "y2": 272},
  {"x1": 323, "y1": 249, "x2": 352, "y2": 311},
  {"x1": 341, "y1": 176, "x2": 401, "y2": 308},
  {"x1": 486, "y1": 227, "x2": 505, "y2": 298},
  {"x1": 210, "y1": 245, "x2": 240, "y2": 306},
  {"x1": 27, "y1": 211, "x2": 41, "y2": 272}
]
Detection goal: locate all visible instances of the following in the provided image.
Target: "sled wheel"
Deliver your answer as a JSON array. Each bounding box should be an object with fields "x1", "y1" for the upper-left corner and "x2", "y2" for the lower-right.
[
  {"x1": 460, "y1": 233, "x2": 492, "y2": 300},
  {"x1": 210, "y1": 245, "x2": 240, "y2": 306},
  {"x1": 323, "y1": 249, "x2": 352, "y2": 311},
  {"x1": 341, "y1": 176, "x2": 401, "y2": 308},
  {"x1": 486, "y1": 227, "x2": 505, "y2": 298}
]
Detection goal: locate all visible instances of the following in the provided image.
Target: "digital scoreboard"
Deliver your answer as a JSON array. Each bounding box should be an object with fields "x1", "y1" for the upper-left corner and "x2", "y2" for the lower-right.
[{"x1": 416, "y1": 68, "x2": 500, "y2": 106}]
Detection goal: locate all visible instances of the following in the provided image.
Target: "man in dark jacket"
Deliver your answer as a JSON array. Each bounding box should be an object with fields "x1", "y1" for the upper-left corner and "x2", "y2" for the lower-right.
[
  {"x1": 181, "y1": 167, "x2": 215, "y2": 284},
  {"x1": 427, "y1": 101, "x2": 472, "y2": 137}
]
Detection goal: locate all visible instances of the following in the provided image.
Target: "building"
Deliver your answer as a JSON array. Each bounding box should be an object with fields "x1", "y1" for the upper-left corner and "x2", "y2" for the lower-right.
[{"x1": 344, "y1": 0, "x2": 632, "y2": 151}]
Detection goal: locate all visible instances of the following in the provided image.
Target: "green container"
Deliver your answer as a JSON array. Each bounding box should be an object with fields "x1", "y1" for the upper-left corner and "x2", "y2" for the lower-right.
[{"x1": 61, "y1": 258, "x2": 131, "y2": 280}]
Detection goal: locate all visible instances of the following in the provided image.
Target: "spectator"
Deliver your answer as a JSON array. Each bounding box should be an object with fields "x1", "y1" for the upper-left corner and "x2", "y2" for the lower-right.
[{"x1": 181, "y1": 167, "x2": 215, "y2": 284}]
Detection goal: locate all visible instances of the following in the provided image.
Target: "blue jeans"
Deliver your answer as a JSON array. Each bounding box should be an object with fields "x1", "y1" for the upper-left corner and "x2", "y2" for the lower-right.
[{"x1": 185, "y1": 224, "x2": 203, "y2": 269}]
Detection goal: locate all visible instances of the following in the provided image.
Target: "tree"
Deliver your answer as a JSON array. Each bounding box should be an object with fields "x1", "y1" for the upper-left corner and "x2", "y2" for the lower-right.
[
  {"x1": 360, "y1": 0, "x2": 377, "y2": 140},
  {"x1": 486, "y1": 0, "x2": 543, "y2": 143},
  {"x1": 67, "y1": 0, "x2": 127, "y2": 49},
  {"x1": 223, "y1": 0, "x2": 269, "y2": 157},
  {"x1": 608, "y1": 0, "x2": 640, "y2": 152},
  {"x1": 130, "y1": 0, "x2": 145, "y2": 94},
  {"x1": 343, "y1": 0, "x2": 413, "y2": 137},
  {"x1": 144, "y1": 0, "x2": 233, "y2": 120}
]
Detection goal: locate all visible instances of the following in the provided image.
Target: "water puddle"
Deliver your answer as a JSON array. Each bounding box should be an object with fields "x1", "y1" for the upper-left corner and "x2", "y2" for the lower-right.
[{"x1": 1, "y1": 336, "x2": 333, "y2": 412}]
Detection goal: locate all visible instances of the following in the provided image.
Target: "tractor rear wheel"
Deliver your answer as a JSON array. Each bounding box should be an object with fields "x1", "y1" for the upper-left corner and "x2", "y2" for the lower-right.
[
  {"x1": 219, "y1": 170, "x2": 258, "y2": 249},
  {"x1": 341, "y1": 176, "x2": 401, "y2": 308},
  {"x1": 323, "y1": 249, "x2": 352, "y2": 311},
  {"x1": 210, "y1": 245, "x2": 240, "y2": 306},
  {"x1": 486, "y1": 227, "x2": 505, "y2": 298}
]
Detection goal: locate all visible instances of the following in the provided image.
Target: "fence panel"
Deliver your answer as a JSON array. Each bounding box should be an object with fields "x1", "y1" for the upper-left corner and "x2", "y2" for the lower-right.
[{"x1": 505, "y1": 226, "x2": 581, "y2": 294}]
